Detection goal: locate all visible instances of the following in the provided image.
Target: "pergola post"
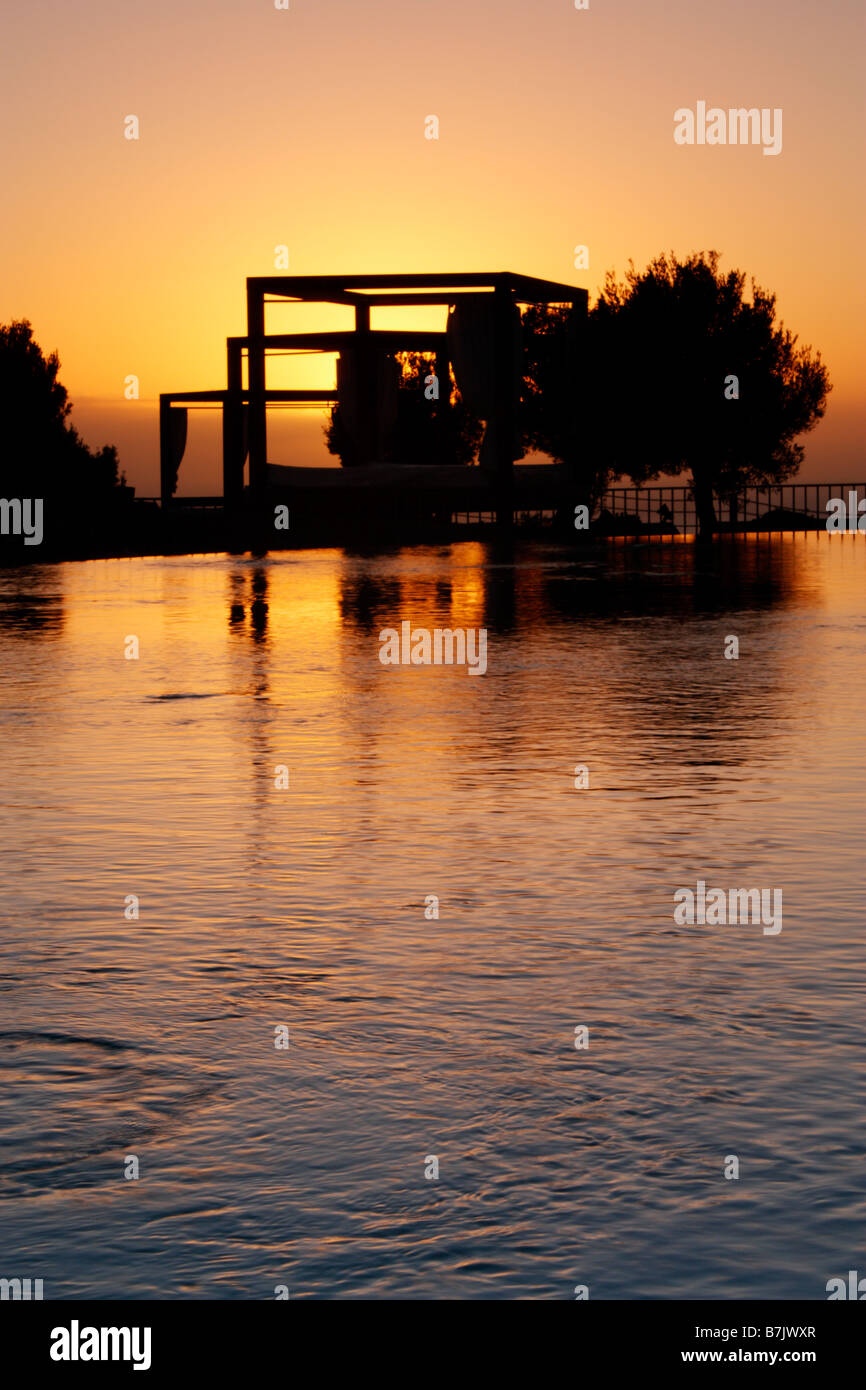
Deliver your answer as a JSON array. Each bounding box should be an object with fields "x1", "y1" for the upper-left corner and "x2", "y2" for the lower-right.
[
  {"x1": 353, "y1": 299, "x2": 376, "y2": 465},
  {"x1": 247, "y1": 282, "x2": 267, "y2": 500},
  {"x1": 222, "y1": 338, "x2": 244, "y2": 507},
  {"x1": 563, "y1": 298, "x2": 586, "y2": 527},
  {"x1": 565, "y1": 300, "x2": 584, "y2": 473},
  {"x1": 435, "y1": 344, "x2": 450, "y2": 464},
  {"x1": 493, "y1": 282, "x2": 516, "y2": 531},
  {"x1": 159, "y1": 395, "x2": 173, "y2": 507}
]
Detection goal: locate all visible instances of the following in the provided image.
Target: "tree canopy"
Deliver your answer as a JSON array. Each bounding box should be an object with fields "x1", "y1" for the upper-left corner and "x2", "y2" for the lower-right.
[
  {"x1": 0, "y1": 319, "x2": 122, "y2": 506},
  {"x1": 520, "y1": 251, "x2": 831, "y2": 534}
]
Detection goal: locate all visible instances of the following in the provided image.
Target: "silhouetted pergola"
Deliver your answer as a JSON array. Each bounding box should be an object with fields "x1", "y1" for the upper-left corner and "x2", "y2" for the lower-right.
[{"x1": 159, "y1": 272, "x2": 588, "y2": 513}]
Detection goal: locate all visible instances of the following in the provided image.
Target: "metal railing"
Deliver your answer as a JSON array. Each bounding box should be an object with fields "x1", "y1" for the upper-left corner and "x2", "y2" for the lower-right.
[
  {"x1": 139, "y1": 484, "x2": 865, "y2": 536},
  {"x1": 596, "y1": 482, "x2": 865, "y2": 534}
]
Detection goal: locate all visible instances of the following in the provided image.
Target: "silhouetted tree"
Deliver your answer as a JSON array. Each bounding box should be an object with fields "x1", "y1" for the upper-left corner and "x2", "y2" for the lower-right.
[
  {"x1": 0, "y1": 320, "x2": 123, "y2": 506},
  {"x1": 589, "y1": 252, "x2": 831, "y2": 535},
  {"x1": 325, "y1": 351, "x2": 482, "y2": 467}
]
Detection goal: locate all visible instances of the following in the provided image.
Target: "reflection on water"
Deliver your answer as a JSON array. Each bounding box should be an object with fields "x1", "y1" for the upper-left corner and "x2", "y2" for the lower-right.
[{"x1": 0, "y1": 536, "x2": 863, "y2": 1299}]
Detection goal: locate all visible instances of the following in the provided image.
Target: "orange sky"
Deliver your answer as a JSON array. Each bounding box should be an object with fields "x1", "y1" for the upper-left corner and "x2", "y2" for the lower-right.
[{"x1": 2, "y1": 0, "x2": 863, "y2": 492}]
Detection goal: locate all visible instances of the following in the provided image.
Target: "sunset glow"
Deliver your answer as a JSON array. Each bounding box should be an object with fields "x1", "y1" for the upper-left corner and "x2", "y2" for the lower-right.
[{"x1": 2, "y1": 0, "x2": 863, "y2": 491}]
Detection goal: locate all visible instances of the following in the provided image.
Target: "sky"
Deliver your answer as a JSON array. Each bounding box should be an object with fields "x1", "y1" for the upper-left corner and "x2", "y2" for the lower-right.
[{"x1": 2, "y1": 0, "x2": 864, "y2": 493}]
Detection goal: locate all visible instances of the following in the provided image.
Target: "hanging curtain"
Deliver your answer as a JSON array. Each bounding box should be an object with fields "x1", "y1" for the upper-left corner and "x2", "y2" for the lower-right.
[{"x1": 166, "y1": 407, "x2": 188, "y2": 495}]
